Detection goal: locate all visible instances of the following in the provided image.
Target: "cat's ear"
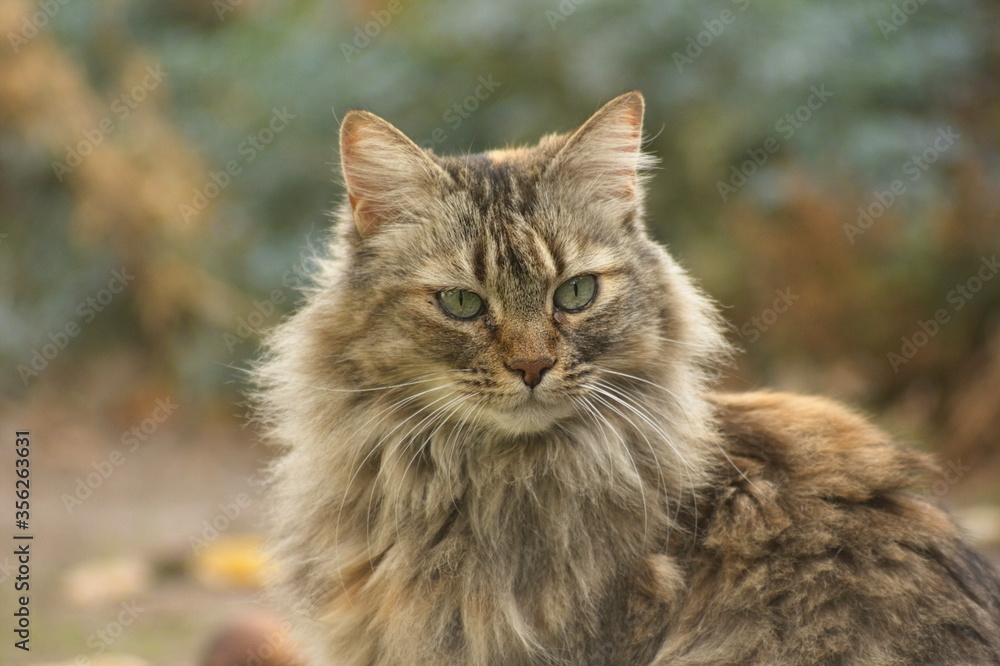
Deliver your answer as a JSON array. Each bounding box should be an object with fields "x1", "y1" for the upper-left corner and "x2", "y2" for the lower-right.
[
  {"x1": 339, "y1": 110, "x2": 452, "y2": 238},
  {"x1": 548, "y1": 91, "x2": 653, "y2": 206}
]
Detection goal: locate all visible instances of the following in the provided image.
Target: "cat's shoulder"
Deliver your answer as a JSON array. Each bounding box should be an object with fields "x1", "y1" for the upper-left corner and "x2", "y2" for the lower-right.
[
  {"x1": 707, "y1": 389, "x2": 936, "y2": 503},
  {"x1": 663, "y1": 393, "x2": 1000, "y2": 666},
  {"x1": 655, "y1": 391, "x2": 1000, "y2": 665},
  {"x1": 693, "y1": 389, "x2": 969, "y2": 566}
]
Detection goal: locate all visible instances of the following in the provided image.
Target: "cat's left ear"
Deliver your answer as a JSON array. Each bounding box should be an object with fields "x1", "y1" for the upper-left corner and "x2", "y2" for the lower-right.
[{"x1": 547, "y1": 91, "x2": 653, "y2": 207}]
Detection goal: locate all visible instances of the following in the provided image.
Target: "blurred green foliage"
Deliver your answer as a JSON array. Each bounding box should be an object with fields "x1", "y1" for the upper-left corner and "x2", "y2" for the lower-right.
[{"x1": 2, "y1": 0, "x2": 999, "y2": 457}]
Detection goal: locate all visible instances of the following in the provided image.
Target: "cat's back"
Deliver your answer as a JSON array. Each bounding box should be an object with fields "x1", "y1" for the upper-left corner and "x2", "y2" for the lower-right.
[{"x1": 658, "y1": 390, "x2": 1000, "y2": 665}]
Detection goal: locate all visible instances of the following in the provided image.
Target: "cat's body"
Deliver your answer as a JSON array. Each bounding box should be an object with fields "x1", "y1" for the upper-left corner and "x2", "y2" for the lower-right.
[{"x1": 255, "y1": 92, "x2": 1000, "y2": 665}]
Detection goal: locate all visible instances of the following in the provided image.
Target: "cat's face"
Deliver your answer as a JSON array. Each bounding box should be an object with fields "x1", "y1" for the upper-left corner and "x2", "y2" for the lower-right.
[{"x1": 330, "y1": 93, "x2": 685, "y2": 437}]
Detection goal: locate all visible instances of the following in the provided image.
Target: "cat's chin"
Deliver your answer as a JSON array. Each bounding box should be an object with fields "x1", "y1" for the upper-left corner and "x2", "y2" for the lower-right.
[{"x1": 480, "y1": 397, "x2": 573, "y2": 437}]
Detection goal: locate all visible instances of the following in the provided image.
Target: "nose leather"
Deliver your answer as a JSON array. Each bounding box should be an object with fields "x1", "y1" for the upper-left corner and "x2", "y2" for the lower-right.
[{"x1": 506, "y1": 357, "x2": 555, "y2": 388}]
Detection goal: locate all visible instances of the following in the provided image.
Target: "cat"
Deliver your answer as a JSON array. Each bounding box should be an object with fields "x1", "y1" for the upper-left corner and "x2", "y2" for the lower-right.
[{"x1": 253, "y1": 91, "x2": 1000, "y2": 665}]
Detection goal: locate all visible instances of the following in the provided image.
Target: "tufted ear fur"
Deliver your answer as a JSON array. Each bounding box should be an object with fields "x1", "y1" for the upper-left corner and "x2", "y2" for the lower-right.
[
  {"x1": 339, "y1": 110, "x2": 453, "y2": 238},
  {"x1": 547, "y1": 91, "x2": 654, "y2": 207}
]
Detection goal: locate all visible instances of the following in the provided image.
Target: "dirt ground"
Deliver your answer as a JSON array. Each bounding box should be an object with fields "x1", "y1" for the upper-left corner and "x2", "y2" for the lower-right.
[{"x1": 1, "y1": 360, "x2": 998, "y2": 666}]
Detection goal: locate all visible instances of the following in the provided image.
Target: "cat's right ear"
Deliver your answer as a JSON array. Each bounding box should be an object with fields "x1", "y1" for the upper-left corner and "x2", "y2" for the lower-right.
[{"x1": 339, "y1": 110, "x2": 452, "y2": 238}]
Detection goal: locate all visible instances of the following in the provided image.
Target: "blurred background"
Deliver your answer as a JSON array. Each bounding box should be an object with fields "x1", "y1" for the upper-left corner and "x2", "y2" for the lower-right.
[{"x1": 1, "y1": 0, "x2": 999, "y2": 663}]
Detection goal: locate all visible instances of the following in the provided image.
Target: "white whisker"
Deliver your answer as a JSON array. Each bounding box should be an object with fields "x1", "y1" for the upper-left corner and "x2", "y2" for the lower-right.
[
  {"x1": 332, "y1": 380, "x2": 466, "y2": 599},
  {"x1": 596, "y1": 368, "x2": 763, "y2": 497},
  {"x1": 572, "y1": 393, "x2": 648, "y2": 540},
  {"x1": 390, "y1": 394, "x2": 470, "y2": 558}
]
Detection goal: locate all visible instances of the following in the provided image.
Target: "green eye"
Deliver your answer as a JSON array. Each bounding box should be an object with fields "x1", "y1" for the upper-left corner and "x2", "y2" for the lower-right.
[
  {"x1": 554, "y1": 274, "x2": 597, "y2": 312},
  {"x1": 437, "y1": 289, "x2": 484, "y2": 320}
]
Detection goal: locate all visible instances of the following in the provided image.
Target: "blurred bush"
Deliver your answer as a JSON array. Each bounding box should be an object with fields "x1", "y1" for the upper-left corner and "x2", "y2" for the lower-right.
[{"x1": 1, "y1": 0, "x2": 998, "y2": 464}]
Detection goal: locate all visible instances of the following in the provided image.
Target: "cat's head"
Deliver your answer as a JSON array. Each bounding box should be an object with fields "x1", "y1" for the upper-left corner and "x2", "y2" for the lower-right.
[{"x1": 295, "y1": 92, "x2": 727, "y2": 441}]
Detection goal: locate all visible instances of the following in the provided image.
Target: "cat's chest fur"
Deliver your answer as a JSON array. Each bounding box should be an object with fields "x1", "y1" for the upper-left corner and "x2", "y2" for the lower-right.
[{"x1": 317, "y1": 424, "x2": 678, "y2": 666}]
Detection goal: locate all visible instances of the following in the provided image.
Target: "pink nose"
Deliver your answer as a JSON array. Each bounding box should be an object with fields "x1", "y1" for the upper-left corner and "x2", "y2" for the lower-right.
[{"x1": 506, "y1": 357, "x2": 555, "y2": 388}]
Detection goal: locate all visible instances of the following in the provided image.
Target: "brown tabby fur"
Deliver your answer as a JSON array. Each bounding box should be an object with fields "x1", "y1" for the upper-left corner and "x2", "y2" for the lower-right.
[{"x1": 253, "y1": 92, "x2": 1000, "y2": 665}]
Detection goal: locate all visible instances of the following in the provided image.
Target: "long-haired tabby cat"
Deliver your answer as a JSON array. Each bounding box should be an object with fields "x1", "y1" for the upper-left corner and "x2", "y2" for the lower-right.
[{"x1": 253, "y1": 92, "x2": 1000, "y2": 665}]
